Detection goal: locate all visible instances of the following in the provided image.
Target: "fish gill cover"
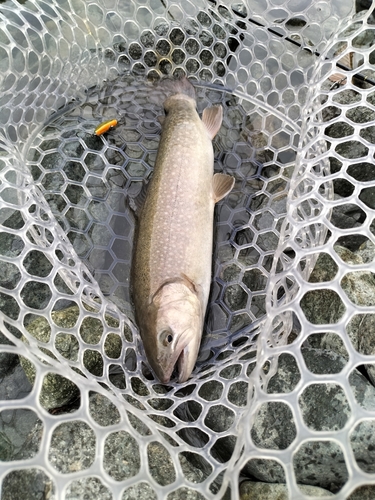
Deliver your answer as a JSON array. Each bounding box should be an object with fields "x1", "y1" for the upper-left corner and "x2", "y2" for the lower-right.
[{"x1": 0, "y1": 0, "x2": 375, "y2": 498}]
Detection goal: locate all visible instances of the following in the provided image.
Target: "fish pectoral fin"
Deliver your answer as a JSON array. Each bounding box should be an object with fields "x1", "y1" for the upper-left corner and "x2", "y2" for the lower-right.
[
  {"x1": 212, "y1": 173, "x2": 235, "y2": 203},
  {"x1": 157, "y1": 115, "x2": 165, "y2": 125},
  {"x1": 202, "y1": 105, "x2": 223, "y2": 140}
]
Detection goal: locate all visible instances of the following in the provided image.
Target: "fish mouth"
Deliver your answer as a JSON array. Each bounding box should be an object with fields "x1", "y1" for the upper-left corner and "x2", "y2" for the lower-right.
[
  {"x1": 157, "y1": 345, "x2": 191, "y2": 384},
  {"x1": 177, "y1": 344, "x2": 193, "y2": 383}
]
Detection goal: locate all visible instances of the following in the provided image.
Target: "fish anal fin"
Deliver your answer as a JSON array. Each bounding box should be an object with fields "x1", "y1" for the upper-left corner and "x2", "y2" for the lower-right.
[
  {"x1": 212, "y1": 173, "x2": 235, "y2": 203},
  {"x1": 202, "y1": 105, "x2": 223, "y2": 140}
]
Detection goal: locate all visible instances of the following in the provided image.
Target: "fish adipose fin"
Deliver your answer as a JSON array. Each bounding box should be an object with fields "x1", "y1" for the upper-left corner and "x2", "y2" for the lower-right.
[
  {"x1": 202, "y1": 105, "x2": 223, "y2": 140},
  {"x1": 212, "y1": 173, "x2": 235, "y2": 203}
]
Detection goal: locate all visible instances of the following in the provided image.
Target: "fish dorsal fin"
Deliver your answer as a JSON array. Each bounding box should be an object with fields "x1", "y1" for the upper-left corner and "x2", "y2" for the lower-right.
[
  {"x1": 212, "y1": 173, "x2": 235, "y2": 203},
  {"x1": 202, "y1": 105, "x2": 223, "y2": 140}
]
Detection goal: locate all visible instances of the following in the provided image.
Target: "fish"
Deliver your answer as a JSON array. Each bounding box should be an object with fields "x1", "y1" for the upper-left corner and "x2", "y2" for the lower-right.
[
  {"x1": 132, "y1": 78, "x2": 235, "y2": 383},
  {"x1": 94, "y1": 118, "x2": 118, "y2": 135}
]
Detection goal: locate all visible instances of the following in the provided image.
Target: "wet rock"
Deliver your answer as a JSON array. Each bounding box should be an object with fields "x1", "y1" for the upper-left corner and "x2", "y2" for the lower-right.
[
  {"x1": 29, "y1": 386, "x2": 206, "y2": 489},
  {"x1": 240, "y1": 481, "x2": 334, "y2": 499},
  {"x1": 19, "y1": 305, "x2": 125, "y2": 409}
]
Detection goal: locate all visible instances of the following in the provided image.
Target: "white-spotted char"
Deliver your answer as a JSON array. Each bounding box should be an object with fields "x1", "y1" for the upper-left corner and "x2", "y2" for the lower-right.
[{"x1": 132, "y1": 78, "x2": 235, "y2": 383}]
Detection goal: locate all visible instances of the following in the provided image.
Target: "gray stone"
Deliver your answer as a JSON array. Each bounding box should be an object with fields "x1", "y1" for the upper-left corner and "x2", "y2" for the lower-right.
[
  {"x1": 357, "y1": 238, "x2": 375, "y2": 263},
  {"x1": 300, "y1": 288, "x2": 345, "y2": 324},
  {"x1": 88, "y1": 392, "x2": 121, "y2": 426},
  {"x1": 167, "y1": 487, "x2": 206, "y2": 500},
  {"x1": 48, "y1": 421, "x2": 96, "y2": 473},
  {"x1": 19, "y1": 305, "x2": 125, "y2": 409},
  {"x1": 347, "y1": 484, "x2": 375, "y2": 499},
  {"x1": 348, "y1": 313, "x2": 375, "y2": 385},
  {"x1": 307, "y1": 245, "x2": 375, "y2": 384},
  {"x1": 122, "y1": 482, "x2": 157, "y2": 500},
  {"x1": 0, "y1": 361, "x2": 32, "y2": 401},
  {"x1": 250, "y1": 401, "x2": 297, "y2": 451},
  {"x1": 1, "y1": 468, "x2": 55, "y2": 500},
  {"x1": 306, "y1": 252, "x2": 339, "y2": 282},
  {"x1": 65, "y1": 477, "x2": 112, "y2": 500},
  {"x1": 0, "y1": 409, "x2": 42, "y2": 462},
  {"x1": 19, "y1": 356, "x2": 80, "y2": 410},
  {"x1": 341, "y1": 270, "x2": 375, "y2": 307},
  {"x1": 246, "y1": 348, "x2": 375, "y2": 490},
  {"x1": 240, "y1": 481, "x2": 334, "y2": 499},
  {"x1": 103, "y1": 430, "x2": 140, "y2": 480},
  {"x1": 147, "y1": 441, "x2": 176, "y2": 486}
]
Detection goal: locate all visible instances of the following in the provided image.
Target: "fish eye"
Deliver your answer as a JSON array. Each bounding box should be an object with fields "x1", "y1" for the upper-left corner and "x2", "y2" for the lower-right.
[{"x1": 159, "y1": 330, "x2": 173, "y2": 346}]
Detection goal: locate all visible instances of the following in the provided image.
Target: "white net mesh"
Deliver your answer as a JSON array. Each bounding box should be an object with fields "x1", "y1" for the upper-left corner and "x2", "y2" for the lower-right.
[{"x1": 1, "y1": 0, "x2": 375, "y2": 498}]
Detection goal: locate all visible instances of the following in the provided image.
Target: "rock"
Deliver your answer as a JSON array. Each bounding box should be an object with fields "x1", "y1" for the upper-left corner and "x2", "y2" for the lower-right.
[
  {"x1": 121, "y1": 482, "x2": 158, "y2": 500},
  {"x1": 147, "y1": 441, "x2": 176, "y2": 485},
  {"x1": 300, "y1": 288, "x2": 345, "y2": 324},
  {"x1": 240, "y1": 481, "x2": 334, "y2": 499},
  {"x1": 1, "y1": 468, "x2": 55, "y2": 500},
  {"x1": 11, "y1": 386, "x2": 205, "y2": 492},
  {"x1": 88, "y1": 392, "x2": 121, "y2": 426},
  {"x1": 48, "y1": 421, "x2": 96, "y2": 473},
  {"x1": 348, "y1": 314, "x2": 375, "y2": 385},
  {"x1": 19, "y1": 357, "x2": 81, "y2": 411},
  {"x1": 65, "y1": 477, "x2": 112, "y2": 500},
  {"x1": 103, "y1": 430, "x2": 141, "y2": 480},
  {"x1": 0, "y1": 357, "x2": 32, "y2": 401},
  {"x1": 19, "y1": 305, "x2": 126, "y2": 409},
  {"x1": 347, "y1": 484, "x2": 375, "y2": 499},
  {"x1": 166, "y1": 487, "x2": 206, "y2": 499},
  {"x1": 246, "y1": 348, "x2": 375, "y2": 491},
  {"x1": 0, "y1": 410, "x2": 42, "y2": 462},
  {"x1": 306, "y1": 244, "x2": 375, "y2": 385}
]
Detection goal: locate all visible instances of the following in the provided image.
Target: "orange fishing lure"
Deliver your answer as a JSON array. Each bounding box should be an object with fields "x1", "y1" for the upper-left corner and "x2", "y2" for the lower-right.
[{"x1": 94, "y1": 119, "x2": 118, "y2": 135}]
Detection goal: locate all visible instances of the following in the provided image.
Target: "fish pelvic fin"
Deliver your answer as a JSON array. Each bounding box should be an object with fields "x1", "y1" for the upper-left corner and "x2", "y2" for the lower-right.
[
  {"x1": 202, "y1": 105, "x2": 223, "y2": 140},
  {"x1": 212, "y1": 173, "x2": 235, "y2": 203},
  {"x1": 128, "y1": 180, "x2": 149, "y2": 217}
]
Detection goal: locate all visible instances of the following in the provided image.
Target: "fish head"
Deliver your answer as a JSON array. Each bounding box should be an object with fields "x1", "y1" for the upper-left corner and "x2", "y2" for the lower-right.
[
  {"x1": 144, "y1": 280, "x2": 203, "y2": 384},
  {"x1": 163, "y1": 93, "x2": 196, "y2": 114}
]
